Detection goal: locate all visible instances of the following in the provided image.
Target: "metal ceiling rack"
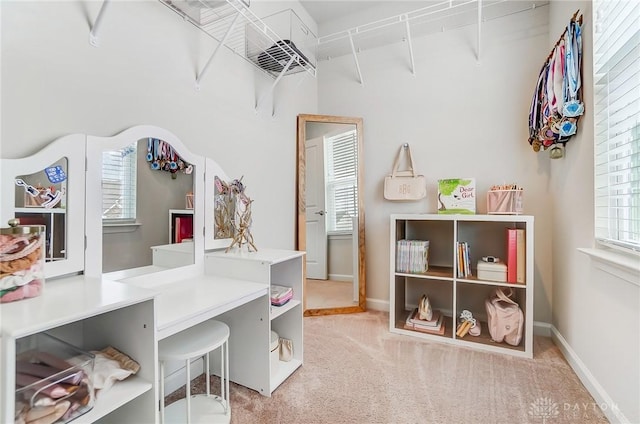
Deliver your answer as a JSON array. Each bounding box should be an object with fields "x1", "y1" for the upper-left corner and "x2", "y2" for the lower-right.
[
  {"x1": 89, "y1": 0, "x2": 316, "y2": 114},
  {"x1": 158, "y1": 1, "x2": 317, "y2": 94},
  {"x1": 317, "y1": 0, "x2": 549, "y2": 85}
]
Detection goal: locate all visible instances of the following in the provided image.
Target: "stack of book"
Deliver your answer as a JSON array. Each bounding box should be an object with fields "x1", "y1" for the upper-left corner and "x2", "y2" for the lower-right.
[
  {"x1": 506, "y1": 228, "x2": 526, "y2": 283},
  {"x1": 456, "y1": 241, "x2": 472, "y2": 278},
  {"x1": 270, "y1": 285, "x2": 293, "y2": 306},
  {"x1": 396, "y1": 240, "x2": 430, "y2": 273},
  {"x1": 403, "y1": 308, "x2": 445, "y2": 335}
]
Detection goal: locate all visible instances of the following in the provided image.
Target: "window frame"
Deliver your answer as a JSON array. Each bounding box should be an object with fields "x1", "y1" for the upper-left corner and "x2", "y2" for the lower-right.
[{"x1": 592, "y1": 0, "x2": 640, "y2": 255}]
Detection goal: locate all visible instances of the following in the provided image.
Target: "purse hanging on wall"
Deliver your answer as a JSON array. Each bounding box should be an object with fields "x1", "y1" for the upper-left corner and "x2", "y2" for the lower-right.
[{"x1": 383, "y1": 144, "x2": 427, "y2": 201}]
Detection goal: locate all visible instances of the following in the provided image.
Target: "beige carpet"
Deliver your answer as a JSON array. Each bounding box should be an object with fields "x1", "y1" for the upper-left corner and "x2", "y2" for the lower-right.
[
  {"x1": 167, "y1": 311, "x2": 608, "y2": 424},
  {"x1": 306, "y1": 278, "x2": 357, "y2": 309}
]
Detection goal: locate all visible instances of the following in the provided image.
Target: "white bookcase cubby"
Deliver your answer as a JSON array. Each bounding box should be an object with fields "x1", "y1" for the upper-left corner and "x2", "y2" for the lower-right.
[{"x1": 390, "y1": 214, "x2": 534, "y2": 358}]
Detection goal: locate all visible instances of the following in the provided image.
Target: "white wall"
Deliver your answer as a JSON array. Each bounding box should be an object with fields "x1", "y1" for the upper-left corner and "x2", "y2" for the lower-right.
[
  {"x1": 548, "y1": 2, "x2": 639, "y2": 423},
  {"x1": 317, "y1": 5, "x2": 554, "y2": 322},
  {"x1": 0, "y1": 0, "x2": 317, "y2": 252}
]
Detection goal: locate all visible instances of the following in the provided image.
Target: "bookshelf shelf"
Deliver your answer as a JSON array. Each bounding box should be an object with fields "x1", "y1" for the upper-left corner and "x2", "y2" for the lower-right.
[{"x1": 390, "y1": 214, "x2": 534, "y2": 358}]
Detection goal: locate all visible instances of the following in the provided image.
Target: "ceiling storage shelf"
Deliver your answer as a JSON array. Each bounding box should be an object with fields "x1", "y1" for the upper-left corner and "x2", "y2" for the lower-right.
[
  {"x1": 316, "y1": 0, "x2": 549, "y2": 84},
  {"x1": 159, "y1": 0, "x2": 317, "y2": 84}
]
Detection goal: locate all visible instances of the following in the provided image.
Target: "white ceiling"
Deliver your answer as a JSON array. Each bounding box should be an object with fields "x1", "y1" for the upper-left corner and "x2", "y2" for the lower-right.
[
  {"x1": 298, "y1": 1, "x2": 386, "y2": 25},
  {"x1": 298, "y1": 1, "x2": 426, "y2": 27}
]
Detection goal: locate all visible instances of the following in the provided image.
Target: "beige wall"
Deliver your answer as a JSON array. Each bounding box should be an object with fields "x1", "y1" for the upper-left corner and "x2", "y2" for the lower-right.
[
  {"x1": 549, "y1": 2, "x2": 639, "y2": 423},
  {"x1": 1, "y1": 0, "x2": 318, "y2": 252},
  {"x1": 317, "y1": 5, "x2": 554, "y2": 321}
]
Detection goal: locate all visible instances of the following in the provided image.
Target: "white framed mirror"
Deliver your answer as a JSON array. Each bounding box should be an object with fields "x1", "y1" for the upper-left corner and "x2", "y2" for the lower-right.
[
  {"x1": 1, "y1": 134, "x2": 86, "y2": 279},
  {"x1": 85, "y1": 125, "x2": 204, "y2": 279},
  {"x1": 297, "y1": 114, "x2": 366, "y2": 316}
]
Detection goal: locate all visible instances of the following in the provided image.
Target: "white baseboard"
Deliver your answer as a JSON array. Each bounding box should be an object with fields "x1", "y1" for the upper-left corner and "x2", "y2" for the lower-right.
[
  {"x1": 533, "y1": 321, "x2": 552, "y2": 337},
  {"x1": 366, "y1": 297, "x2": 389, "y2": 312},
  {"x1": 550, "y1": 325, "x2": 629, "y2": 424},
  {"x1": 328, "y1": 274, "x2": 352, "y2": 282}
]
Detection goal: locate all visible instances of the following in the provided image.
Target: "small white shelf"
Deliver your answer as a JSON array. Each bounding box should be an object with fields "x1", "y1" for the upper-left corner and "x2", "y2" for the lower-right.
[
  {"x1": 14, "y1": 207, "x2": 66, "y2": 214},
  {"x1": 270, "y1": 300, "x2": 300, "y2": 320},
  {"x1": 75, "y1": 377, "x2": 153, "y2": 424},
  {"x1": 270, "y1": 358, "x2": 302, "y2": 393}
]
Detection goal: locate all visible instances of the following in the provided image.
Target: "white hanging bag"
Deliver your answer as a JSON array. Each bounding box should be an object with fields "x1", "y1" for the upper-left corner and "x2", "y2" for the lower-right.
[{"x1": 383, "y1": 144, "x2": 427, "y2": 201}]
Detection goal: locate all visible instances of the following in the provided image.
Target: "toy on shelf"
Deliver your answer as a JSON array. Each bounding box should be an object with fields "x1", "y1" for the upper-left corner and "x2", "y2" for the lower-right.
[{"x1": 456, "y1": 309, "x2": 481, "y2": 338}]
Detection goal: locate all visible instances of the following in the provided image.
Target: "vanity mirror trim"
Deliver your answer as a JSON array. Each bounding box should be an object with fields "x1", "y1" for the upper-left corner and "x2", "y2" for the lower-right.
[
  {"x1": 296, "y1": 114, "x2": 366, "y2": 316},
  {"x1": 1, "y1": 134, "x2": 86, "y2": 279},
  {"x1": 85, "y1": 125, "x2": 205, "y2": 279}
]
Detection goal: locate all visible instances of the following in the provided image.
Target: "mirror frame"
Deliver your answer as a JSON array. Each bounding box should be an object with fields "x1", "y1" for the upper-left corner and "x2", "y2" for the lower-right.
[
  {"x1": 85, "y1": 125, "x2": 205, "y2": 279},
  {"x1": 296, "y1": 114, "x2": 366, "y2": 316}
]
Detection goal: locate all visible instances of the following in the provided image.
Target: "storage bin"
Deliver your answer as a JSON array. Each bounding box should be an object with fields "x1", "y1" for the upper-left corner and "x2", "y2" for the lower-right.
[
  {"x1": 487, "y1": 190, "x2": 524, "y2": 215},
  {"x1": 247, "y1": 9, "x2": 317, "y2": 76},
  {"x1": 477, "y1": 261, "x2": 507, "y2": 283},
  {"x1": 15, "y1": 332, "x2": 95, "y2": 423},
  {"x1": 1, "y1": 220, "x2": 45, "y2": 304},
  {"x1": 270, "y1": 330, "x2": 280, "y2": 376}
]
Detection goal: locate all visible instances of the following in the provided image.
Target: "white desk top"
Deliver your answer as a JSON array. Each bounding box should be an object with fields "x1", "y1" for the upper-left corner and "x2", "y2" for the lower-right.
[
  {"x1": 1, "y1": 271, "x2": 269, "y2": 342},
  {"x1": 0, "y1": 275, "x2": 154, "y2": 338},
  {"x1": 122, "y1": 274, "x2": 268, "y2": 340}
]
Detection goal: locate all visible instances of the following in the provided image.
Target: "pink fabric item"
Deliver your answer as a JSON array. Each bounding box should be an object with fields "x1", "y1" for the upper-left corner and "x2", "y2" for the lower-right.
[
  {"x1": 15, "y1": 372, "x2": 72, "y2": 399},
  {"x1": 0, "y1": 279, "x2": 42, "y2": 303}
]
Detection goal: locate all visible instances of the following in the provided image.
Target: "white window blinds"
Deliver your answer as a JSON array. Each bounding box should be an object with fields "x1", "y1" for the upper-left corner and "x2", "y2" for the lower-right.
[
  {"x1": 102, "y1": 143, "x2": 137, "y2": 221},
  {"x1": 593, "y1": 0, "x2": 640, "y2": 251},
  {"x1": 326, "y1": 130, "x2": 358, "y2": 232}
]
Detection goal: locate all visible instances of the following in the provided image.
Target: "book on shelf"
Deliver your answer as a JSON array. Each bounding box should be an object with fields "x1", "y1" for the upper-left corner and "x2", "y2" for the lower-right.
[
  {"x1": 506, "y1": 228, "x2": 517, "y2": 283},
  {"x1": 407, "y1": 308, "x2": 442, "y2": 327},
  {"x1": 396, "y1": 240, "x2": 430, "y2": 273},
  {"x1": 456, "y1": 241, "x2": 472, "y2": 278},
  {"x1": 405, "y1": 309, "x2": 444, "y2": 334},
  {"x1": 516, "y1": 228, "x2": 525, "y2": 284}
]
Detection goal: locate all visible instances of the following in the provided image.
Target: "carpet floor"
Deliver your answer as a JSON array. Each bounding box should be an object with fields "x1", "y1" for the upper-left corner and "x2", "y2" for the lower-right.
[{"x1": 166, "y1": 311, "x2": 608, "y2": 424}]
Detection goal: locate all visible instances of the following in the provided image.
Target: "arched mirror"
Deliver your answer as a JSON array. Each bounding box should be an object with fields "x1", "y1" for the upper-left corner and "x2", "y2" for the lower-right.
[
  {"x1": 297, "y1": 114, "x2": 365, "y2": 316},
  {"x1": 0, "y1": 134, "x2": 86, "y2": 279},
  {"x1": 85, "y1": 125, "x2": 204, "y2": 279}
]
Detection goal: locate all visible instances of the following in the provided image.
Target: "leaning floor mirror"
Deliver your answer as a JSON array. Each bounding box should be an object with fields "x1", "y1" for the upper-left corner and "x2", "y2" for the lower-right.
[{"x1": 297, "y1": 114, "x2": 366, "y2": 316}]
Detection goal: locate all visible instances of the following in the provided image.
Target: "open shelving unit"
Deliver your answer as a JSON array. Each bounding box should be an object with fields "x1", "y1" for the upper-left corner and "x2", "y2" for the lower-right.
[
  {"x1": 0, "y1": 277, "x2": 157, "y2": 423},
  {"x1": 204, "y1": 248, "x2": 304, "y2": 396},
  {"x1": 390, "y1": 214, "x2": 534, "y2": 358}
]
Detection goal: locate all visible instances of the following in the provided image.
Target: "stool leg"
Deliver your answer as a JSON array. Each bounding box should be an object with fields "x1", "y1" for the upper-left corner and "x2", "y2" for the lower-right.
[
  {"x1": 186, "y1": 359, "x2": 191, "y2": 424},
  {"x1": 225, "y1": 340, "x2": 230, "y2": 412},
  {"x1": 205, "y1": 352, "x2": 210, "y2": 397},
  {"x1": 160, "y1": 361, "x2": 166, "y2": 424}
]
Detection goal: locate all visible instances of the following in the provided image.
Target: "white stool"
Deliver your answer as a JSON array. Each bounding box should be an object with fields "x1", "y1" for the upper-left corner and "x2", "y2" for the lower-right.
[{"x1": 159, "y1": 320, "x2": 231, "y2": 424}]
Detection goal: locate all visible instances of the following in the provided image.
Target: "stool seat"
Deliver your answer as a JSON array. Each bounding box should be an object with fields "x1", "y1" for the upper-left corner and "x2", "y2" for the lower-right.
[
  {"x1": 159, "y1": 320, "x2": 229, "y2": 361},
  {"x1": 159, "y1": 319, "x2": 231, "y2": 424}
]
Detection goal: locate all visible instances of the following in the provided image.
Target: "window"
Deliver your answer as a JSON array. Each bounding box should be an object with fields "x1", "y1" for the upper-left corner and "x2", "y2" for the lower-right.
[
  {"x1": 325, "y1": 129, "x2": 358, "y2": 232},
  {"x1": 102, "y1": 143, "x2": 137, "y2": 222},
  {"x1": 593, "y1": 0, "x2": 640, "y2": 252}
]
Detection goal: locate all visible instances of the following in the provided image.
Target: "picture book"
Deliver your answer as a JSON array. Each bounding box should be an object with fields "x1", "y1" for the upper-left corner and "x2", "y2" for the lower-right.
[{"x1": 438, "y1": 178, "x2": 476, "y2": 214}]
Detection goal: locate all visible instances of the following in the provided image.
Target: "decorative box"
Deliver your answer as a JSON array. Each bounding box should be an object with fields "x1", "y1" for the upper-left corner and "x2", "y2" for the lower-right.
[
  {"x1": 15, "y1": 332, "x2": 95, "y2": 423},
  {"x1": 477, "y1": 260, "x2": 507, "y2": 283},
  {"x1": 0, "y1": 220, "x2": 45, "y2": 303},
  {"x1": 487, "y1": 189, "x2": 524, "y2": 215}
]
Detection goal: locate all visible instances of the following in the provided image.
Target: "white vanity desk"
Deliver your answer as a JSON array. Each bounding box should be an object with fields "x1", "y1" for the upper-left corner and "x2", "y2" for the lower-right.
[{"x1": 0, "y1": 126, "x2": 304, "y2": 423}]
